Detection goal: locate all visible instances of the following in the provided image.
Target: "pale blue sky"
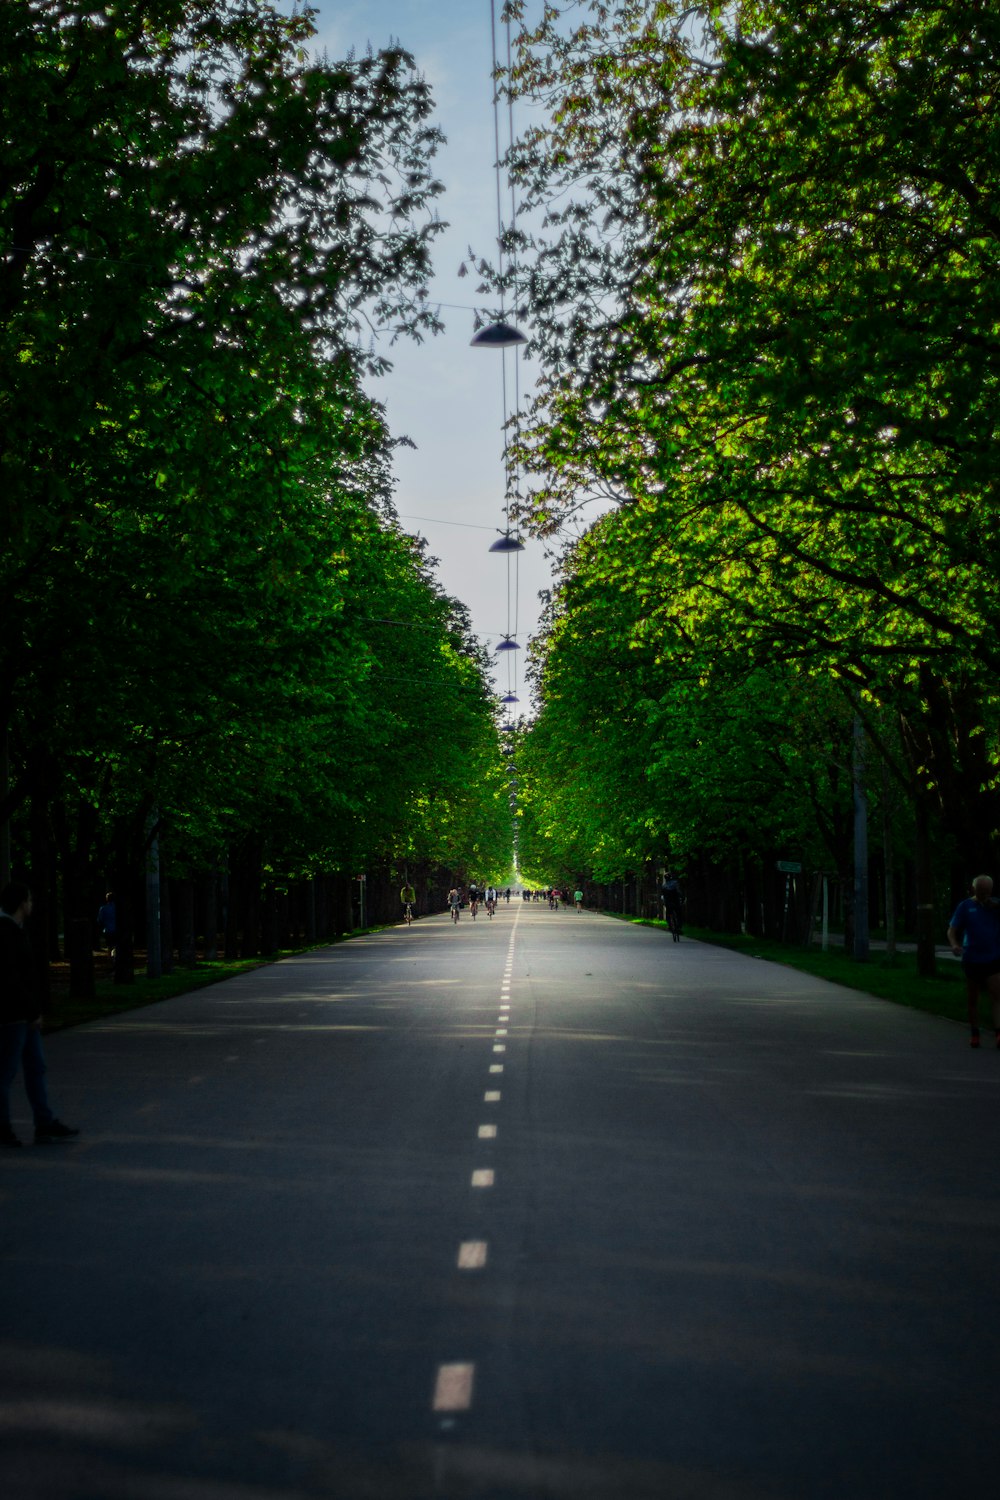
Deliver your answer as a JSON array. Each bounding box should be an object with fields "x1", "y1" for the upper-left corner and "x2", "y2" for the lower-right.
[{"x1": 305, "y1": 1, "x2": 556, "y2": 704}]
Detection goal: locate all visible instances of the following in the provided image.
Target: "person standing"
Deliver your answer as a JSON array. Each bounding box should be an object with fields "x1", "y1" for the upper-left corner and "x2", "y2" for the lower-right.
[
  {"x1": 947, "y1": 874, "x2": 1000, "y2": 1048},
  {"x1": 1, "y1": 882, "x2": 80, "y2": 1147}
]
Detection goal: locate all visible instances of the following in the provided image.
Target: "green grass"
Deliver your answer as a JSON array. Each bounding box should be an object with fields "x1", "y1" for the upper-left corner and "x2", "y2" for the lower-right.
[
  {"x1": 616, "y1": 916, "x2": 970, "y2": 1026},
  {"x1": 46, "y1": 926, "x2": 392, "y2": 1032}
]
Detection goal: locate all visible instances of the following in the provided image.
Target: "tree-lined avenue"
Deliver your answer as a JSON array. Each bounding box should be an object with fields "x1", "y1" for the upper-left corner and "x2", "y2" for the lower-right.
[{"x1": 4, "y1": 908, "x2": 999, "y2": 1499}]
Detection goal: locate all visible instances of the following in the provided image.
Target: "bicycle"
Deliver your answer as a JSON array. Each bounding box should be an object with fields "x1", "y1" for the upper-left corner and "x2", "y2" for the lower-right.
[
  {"x1": 470, "y1": 897, "x2": 479, "y2": 920},
  {"x1": 450, "y1": 902, "x2": 460, "y2": 924},
  {"x1": 486, "y1": 896, "x2": 496, "y2": 919},
  {"x1": 403, "y1": 902, "x2": 413, "y2": 926},
  {"x1": 664, "y1": 902, "x2": 682, "y2": 942}
]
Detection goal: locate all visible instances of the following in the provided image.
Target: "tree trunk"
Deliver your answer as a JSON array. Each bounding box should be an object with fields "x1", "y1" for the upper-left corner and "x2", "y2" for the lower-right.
[
  {"x1": 159, "y1": 877, "x2": 175, "y2": 976},
  {"x1": 67, "y1": 919, "x2": 95, "y2": 1001},
  {"x1": 113, "y1": 829, "x2": 135, "y2": 985},
  {"x1": 882, "y1": 760, "x2": 897, "y2": 958},
  {"x1": 914, "y1": 786, "x2": 937, "y2": 978},
  {"x1": 145, "y1": 813, "x2": 162, "y2": 980},
  {"x1": 200, "y1": 876, "x2": 219, "y2": 962},
  {"x1": 176, "y1": 879, "x2": 196, "y2": 966},
  {"x1": 261, "y1": 882, "x2": 277, "y2": 957},
  {"x1": 852, "y1": 714, "x2": 870, "y2": 962}
]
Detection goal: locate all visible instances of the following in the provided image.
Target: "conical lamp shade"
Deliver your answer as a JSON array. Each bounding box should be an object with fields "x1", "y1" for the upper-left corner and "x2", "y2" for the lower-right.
[
  {"x1": 496, "y1": 637, "x2": 520, "y2": 652},
  {"x1": 489, "y1": 532, "x2": 525, "y2": 554},
  {"x1": 471, "y1": 321, "x2": 527, "y2": 348}
]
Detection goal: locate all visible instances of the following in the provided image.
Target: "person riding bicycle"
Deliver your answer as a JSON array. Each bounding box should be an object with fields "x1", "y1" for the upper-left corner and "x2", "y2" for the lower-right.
[
  {"x1": 448, "y1": 886, "x2": 461, "y2": 922},
  {"x1": 468, "y1": 882, "x2": 480, "y2": 916},
  {"x1": 400, "y1": 882, "x2": 416, "y2": 920},
  {"x1": 485, "y1": 885, "x2": 497, "y2": 916},
  {"x1": 661, "y1": 872, "x2": 684, "y2": 936}
]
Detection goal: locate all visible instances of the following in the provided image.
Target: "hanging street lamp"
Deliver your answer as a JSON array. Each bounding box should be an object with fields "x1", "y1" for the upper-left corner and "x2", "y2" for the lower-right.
[{"x1": 471, "y1": 320, "x2": 528, "y2": 348}]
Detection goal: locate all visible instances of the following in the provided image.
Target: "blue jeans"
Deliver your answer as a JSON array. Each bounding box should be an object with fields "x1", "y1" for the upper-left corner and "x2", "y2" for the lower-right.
[{"x1": 0, "y1": 1023, "x2": 55, "y2": 1132}]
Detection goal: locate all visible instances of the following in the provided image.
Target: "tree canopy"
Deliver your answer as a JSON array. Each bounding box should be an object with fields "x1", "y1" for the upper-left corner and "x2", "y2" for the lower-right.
[
  {"x1": 499, "y1": 0, "x2": 1000, "y2": 947},
  {"x1": 1, "y1": 1, "x2": 512, "y2": 972}
]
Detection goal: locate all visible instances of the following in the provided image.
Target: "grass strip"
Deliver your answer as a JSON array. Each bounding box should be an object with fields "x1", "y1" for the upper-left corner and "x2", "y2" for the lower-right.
[
  {"x1": 46, "y1": 926, "x2": 392, "y2": 1032},
  {"x1": 617, "y1": 916, "x2": 969, "y2": 1026}
]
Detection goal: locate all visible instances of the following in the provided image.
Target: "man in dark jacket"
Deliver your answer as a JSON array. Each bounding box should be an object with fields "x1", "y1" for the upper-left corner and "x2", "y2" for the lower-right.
[{"x1": 1, "y1": 881, "x2": 79, "y2": 1146}]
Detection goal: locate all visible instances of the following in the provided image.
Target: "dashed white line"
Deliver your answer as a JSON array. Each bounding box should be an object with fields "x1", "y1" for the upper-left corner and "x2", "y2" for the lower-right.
[
  {"x1": 433, "y1": 1363, "x2": 475, "y2": 1411},
  {"x1": 478, "y1": 1124, "x2": 497, "y2": 1139},
  {"x1": 489, "y1": 1063, "x2": 504, "y2": 1074},
  {"x1": 484, "y1": 1090, "x2": 501, "y2": 1102},
  {"x1": 457, "y1": 1241, "x2": 488, "y2": 1270},
  {"x1": 471, "y1": 1168, "x2": 494, "y2": 1188}
]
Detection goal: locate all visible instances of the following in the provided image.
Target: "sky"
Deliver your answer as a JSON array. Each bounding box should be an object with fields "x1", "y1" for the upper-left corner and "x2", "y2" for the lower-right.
[{"x1": 304, "y1": 0, "x2": 558, "y2": 708}]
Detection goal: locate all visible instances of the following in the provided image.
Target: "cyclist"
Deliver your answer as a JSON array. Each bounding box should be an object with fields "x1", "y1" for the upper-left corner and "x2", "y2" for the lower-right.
[
  {"x1": 504, "y1": 887, "x2": 511, "y2": 903},
  {"x1": 574, "y1": 888, "x2": 583, "y2": 911},
  {"x1": 485, "y1": 886, "x2": 497, "y2": 917},
  {"x1": 468, "y1": 882, "x2": 479, "y2": 919},
  {"x1": 400, "y1": 881, "x2": 416, "y2": 925},
  {"x1": 448, "y1": 886, "x2": 461, "y2": 923},
  {"x1": 661, "y1": 871, "x2": 684, "y2": 941}
]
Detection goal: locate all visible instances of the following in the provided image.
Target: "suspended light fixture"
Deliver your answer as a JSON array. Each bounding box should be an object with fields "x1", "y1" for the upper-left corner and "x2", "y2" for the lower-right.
[
  {"x1": 496, "y1": 635, "x2": 520, "y2": 652},
  {"x1": 489, "y1": 530, "x2": 524, "y2": 554},
  {"x1": 471, "y1": 320, "x2": 527, "y2": 348},
  {"x1": 501, "y1": 693, "x2": 519, "y2": 704}
]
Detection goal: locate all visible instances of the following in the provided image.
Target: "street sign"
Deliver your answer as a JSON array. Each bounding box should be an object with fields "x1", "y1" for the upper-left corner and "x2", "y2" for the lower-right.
[{"x1": 776, "y1": 860, "x2": 802, "y2": 874}]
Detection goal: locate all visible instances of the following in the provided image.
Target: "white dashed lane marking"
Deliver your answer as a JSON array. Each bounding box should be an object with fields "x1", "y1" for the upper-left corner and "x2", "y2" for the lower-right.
[
  {"x1": 433, "y1": 1363, "x2": 475, "y2": 1411},
  {"x1": 490, "y1": 1064, "x2": 504, "y2": 1074},
  {"x1": 458, "y1": 1241, "x2": 488, "y2": 1269},
  {"x1": 478, "y1": 1124, "x2": 497, "y2": 1139},
  {"x1": 471, "y1": 1169, "x2": 495, "y2": 1188},
  {"x1": 484, "y1": 1090, "x2": 501, "y2": 1102}
]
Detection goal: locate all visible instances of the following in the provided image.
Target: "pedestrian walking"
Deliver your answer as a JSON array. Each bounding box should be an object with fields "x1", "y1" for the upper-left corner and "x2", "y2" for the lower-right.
[
  {"x1": 97, "y1": 890, "x2": 116, "y2": 955},
  {"x1": 1, "y1": 882, "x2": 80, "y2": 1147},
  {"x1": 947, "y1": 874, "x2": 1000, "y2": 1048}
]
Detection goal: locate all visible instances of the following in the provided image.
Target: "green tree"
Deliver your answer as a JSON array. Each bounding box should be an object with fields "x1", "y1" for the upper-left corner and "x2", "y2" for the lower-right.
[{"x1": 495, "y1": 0, "x2": 1000, "y2": 963}]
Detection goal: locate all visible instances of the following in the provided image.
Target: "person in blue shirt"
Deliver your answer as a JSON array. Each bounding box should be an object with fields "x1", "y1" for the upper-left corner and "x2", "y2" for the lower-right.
[{"x1": 947, "y1": 874, "x2": 1000, "y2": 1048}]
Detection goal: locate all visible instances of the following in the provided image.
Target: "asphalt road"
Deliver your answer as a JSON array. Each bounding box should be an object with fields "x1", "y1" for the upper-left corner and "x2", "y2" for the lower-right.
[{"x1": 3, "y1": 902, "x2": 999, "y2": 1500}]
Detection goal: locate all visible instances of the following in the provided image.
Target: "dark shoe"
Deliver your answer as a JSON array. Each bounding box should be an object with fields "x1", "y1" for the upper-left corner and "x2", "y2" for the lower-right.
[
  {"x1": 1, "y1": 1130, "x2": 23, "y2": 1147},
  {"x1": 34, "y1": 1120, "x2": 80, "y2": 1144}
]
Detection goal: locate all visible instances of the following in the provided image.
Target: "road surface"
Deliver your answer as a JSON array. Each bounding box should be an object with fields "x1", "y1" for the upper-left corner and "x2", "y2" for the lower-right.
[{"x1": 3, "y1": 902, "x2": 999, "y2": 1498}]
